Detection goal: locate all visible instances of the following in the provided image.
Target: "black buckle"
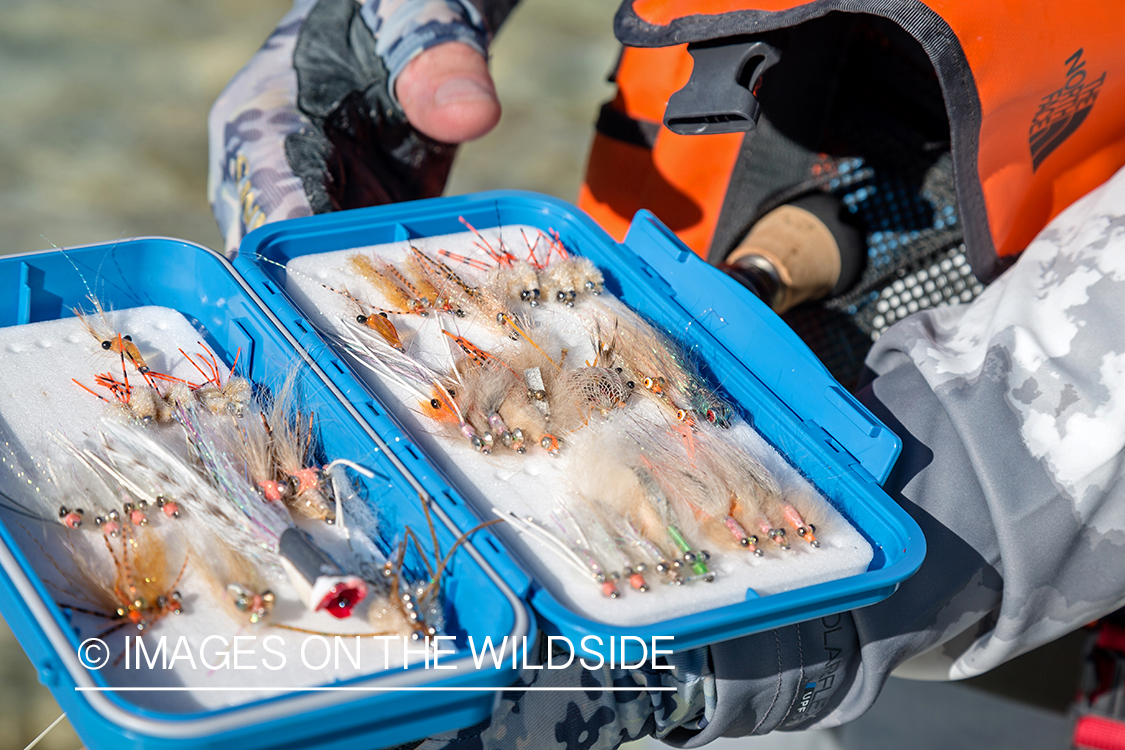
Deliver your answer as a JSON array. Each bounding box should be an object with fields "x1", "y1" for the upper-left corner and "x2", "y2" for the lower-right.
[{"x1": 664, "y1": 39, "x2": 782, "y2": 136}]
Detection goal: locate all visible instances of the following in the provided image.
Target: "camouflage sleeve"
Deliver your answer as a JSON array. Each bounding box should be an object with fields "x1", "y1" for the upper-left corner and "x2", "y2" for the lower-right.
[
  {"x1": 417, "y1": 634, "x2": 714, "y2": 750},
  {"x1": 360, "y1": 0, "x2": 515, "y2": 106},
  {"x1": 661, "y1": 165, "x2": 1125, "y2": 744},
  {"x1": 207, "y1": 0, "x2": 516, "y2": 257}
]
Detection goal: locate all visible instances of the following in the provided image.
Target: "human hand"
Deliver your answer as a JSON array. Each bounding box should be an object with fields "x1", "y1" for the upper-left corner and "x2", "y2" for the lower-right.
[
  {"x1": 208, "y1": 0, "x2": 505, "y2": 258},
  {"x1": 396, "y1": 41, "x2": 500, "y2": 144}
]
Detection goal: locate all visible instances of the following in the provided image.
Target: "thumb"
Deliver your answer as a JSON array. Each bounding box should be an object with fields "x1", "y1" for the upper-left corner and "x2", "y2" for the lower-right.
[{"x1": 395, "y1": 41, "x2": 500, "y2": 144}]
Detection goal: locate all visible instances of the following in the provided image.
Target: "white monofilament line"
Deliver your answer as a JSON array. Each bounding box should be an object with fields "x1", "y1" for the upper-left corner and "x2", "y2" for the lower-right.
[
  {"x1": 23, "y1": 712, "x2": 65, "y2": 750},
  {"x1": 323, "y1": 458, "x2": 376, "y2": 534},
  {"x1": 332, "y1": 327, "x2": 433, "y2": 402},
  {"x1": 345, "y1": 317, "x2": 469, "y2": 427},
  {"x1": 554, "y1": 504, "x2": 594, "y2": 551},
  {"x1": 343, "y1": 343, "x2": 418, "y2": 395},
  {"x1": 68, "y1": 439, "x2": 154, "y2": 507},
  {"x1": 436, "y1": 318, "x2": 461, "y2": 377},
  {"x1": 493, "y1": 508, "x2": 590, "y2": 578}
]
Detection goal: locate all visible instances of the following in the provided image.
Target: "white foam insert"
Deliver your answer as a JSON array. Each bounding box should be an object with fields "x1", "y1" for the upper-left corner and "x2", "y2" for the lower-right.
[
  {"x1": 0, "y1": 308, "x2": 440, "y2": 713},
  {"x1": 285, "y1": 227, "x2": 874, "y2": 628}
]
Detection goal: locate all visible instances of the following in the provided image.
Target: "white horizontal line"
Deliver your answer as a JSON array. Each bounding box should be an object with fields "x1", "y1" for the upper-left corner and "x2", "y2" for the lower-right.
[{"x1": 76, "y1": 686, "x2": 675, "y2": 692}]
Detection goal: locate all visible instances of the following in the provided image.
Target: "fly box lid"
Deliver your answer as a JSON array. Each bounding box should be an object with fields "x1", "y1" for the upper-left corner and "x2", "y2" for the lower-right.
[{"x1": 0, "y1": 237, "x2": 531, "y2": 750}]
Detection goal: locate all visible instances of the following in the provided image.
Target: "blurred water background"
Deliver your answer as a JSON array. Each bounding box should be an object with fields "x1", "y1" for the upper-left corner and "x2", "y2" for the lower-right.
[
  {"x1": 0, "y1": 0, "x2": 619, "y2": 257},
  {"x1": 0, "y1": 1, "x2": 1079, "y2": 748}
]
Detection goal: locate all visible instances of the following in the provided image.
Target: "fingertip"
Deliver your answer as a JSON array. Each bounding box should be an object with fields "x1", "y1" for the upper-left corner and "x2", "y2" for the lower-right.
[
  {"x1": 425, "y1": 76, "x2": 501, "y2": 142},
  {"x1": 397, "y1": 43, "x2": 501, "y2": 144}
]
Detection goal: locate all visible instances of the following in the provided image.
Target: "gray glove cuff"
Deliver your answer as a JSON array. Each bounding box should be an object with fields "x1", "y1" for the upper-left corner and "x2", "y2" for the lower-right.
[{"x1": 360, "y1": 0, "x2": 490, "y2": 107}]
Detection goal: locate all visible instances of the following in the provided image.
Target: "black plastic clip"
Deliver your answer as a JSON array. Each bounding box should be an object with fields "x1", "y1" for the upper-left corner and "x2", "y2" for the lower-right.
[{"x1": 664, "y1": 39, "x2": 781, "y2": 136}]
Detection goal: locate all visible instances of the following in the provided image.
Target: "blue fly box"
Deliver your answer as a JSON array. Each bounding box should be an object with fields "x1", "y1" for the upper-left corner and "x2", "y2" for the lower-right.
[
  {"x1": 237, "y1": 190, "x2": 926, "y2": 663},
  {"x1": 0, "y1": 239, "x2": 532, "y2": 750}
]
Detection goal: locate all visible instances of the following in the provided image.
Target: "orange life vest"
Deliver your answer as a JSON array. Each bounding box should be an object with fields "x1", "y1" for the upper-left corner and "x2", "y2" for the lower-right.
[{"x1": 579, "y1": 0, "x2": 1125, "y2": 281}]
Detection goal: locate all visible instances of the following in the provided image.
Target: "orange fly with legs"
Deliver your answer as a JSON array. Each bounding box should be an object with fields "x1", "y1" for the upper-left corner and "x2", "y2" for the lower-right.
[{"x1": 59, "y1": 524, "x2": 187, "y2": 656}]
